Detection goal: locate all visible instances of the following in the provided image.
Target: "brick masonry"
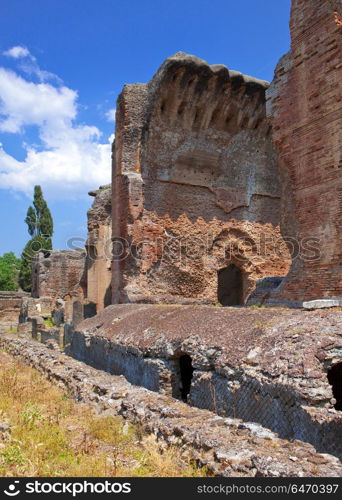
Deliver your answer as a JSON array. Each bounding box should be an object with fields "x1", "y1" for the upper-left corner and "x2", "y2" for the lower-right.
[
  {"x1": 266, "y1": 0, "x2": 342, "y2": 305},
  {"x1": 32, "y1": 250, "x2": 86, "y2": 301},
  {"x1": 112, "y1": 53, "x2": 290, "y2": 305},
  {"x1": 0, "y1": 291, "x2": 28, "y2": 333},
  {"x1": 86, "y1": 184, "x2": 112, "y2": 312}
]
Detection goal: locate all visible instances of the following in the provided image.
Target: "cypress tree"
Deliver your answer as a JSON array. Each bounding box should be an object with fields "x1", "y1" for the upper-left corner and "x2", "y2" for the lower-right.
[
  {"x1": 19, "y1": 186, "x2": 54, "y2": 291},
  {"x1": 25, "y1": 185, "x2": 54, "y2": 239},
  {"x1": 24, "y1": 206, "x2": 36, "y2": 237}
]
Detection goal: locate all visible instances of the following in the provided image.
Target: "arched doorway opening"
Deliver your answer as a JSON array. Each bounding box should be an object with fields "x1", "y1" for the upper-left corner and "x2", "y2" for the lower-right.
[{"x1": 217, "y1": 264, "x2": 243, "y2": 306}]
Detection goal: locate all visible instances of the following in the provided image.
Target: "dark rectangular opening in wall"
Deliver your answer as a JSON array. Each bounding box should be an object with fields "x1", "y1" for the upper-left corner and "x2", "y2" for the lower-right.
[{"x1": 217, "y1": 264, "x2": 243, "y2": 306}]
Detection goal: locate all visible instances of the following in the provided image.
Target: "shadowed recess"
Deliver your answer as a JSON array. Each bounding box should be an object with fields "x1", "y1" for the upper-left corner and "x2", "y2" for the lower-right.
[{"x1": 217, "y1": 264, "x2": 243, "y2": 306}]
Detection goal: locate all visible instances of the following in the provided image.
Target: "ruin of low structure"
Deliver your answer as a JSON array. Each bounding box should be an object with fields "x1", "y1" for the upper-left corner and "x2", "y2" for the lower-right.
[
  {"x1": 112, "y1": 52, "x2": 290, "y2": 306},
  {"x1": 66, "y1": 304, "x2": 342, "y2": 461},
  {"x1": 266, "y1": 0, "x2": 342, "y2": 306},
  {"x1": 0, "y1": 291, "x2": 28, "y2": 333}
]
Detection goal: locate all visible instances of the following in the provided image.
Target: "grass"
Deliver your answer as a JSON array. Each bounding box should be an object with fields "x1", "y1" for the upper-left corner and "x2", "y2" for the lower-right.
[
  {"x1": 44, "y1": 318, "x2": 54, "y2": 327},
  {"x1": 0, "y1": 351, "x2": 208, "y2": 477}
]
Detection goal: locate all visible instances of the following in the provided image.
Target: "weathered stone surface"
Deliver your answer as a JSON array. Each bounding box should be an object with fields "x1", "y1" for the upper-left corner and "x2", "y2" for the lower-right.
[
  {"x1": 66, "y1": 304, "x2": 342, "y2": 459},
  {"x1": 303, "y1": 300, "x2": 342, "y2": 310},
  {"x1": 112, "y1": 52, "x2": 290, "y2": 305},
  {"x1": 246, "y1": 277, "x2": 283, "y2": 305},
  {"x1": 32, "y1": 250, "x2": 86, "y2": 301},
  {"x1": 266, "y1": 0, "x2": 342, "y2": 305},
  {"x1": 86, "y1": 184, "x2": 112, "y2": 312},
  {"x1": 0, "y1": 291, "x2": 28, "y2": 333},
  {"x1": 20, "y1": 295, "x2": 54, "y2": 320},
  {"x1": 1, "y1": 335, "x2": 341, "y2": 477}
]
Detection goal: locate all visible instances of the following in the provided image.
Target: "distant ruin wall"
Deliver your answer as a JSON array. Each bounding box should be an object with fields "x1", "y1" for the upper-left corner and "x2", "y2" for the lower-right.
[
  {"x1": 266, "y1": 0, "x2": 342, "y2": 304},
  {"x1": 86, "y1": 184, "x2": 112, "y2": 312},
  {"x1": 0, "y1": 291, "x2": 28, "y2": 333},
  {"x1": 112, "y1": 53, "x2": 290, "y2": 305},
  {"x1": 32, "y1": 250, "x2": 86, "y2": 301}
]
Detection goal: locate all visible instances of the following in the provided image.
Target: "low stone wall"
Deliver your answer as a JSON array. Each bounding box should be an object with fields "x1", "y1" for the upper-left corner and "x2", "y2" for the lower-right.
[
  {"x1": 65, "y1": 304, "x2": 342, "y2": 460},
  {"x1": 1, "y1": 335, "x2": 341, "y2": 477}
]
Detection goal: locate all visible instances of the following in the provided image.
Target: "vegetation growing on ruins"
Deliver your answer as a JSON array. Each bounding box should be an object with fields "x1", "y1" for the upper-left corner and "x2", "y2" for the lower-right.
[
  {"x1": 0, "y1": 253, "x2": 21, "y2": 291},
  {"x1": 0, "y1": 351, "x2": 207, "y2": 477},
  {"x1": 19, "y1": 186, "x2": 54, "y2": 292}
]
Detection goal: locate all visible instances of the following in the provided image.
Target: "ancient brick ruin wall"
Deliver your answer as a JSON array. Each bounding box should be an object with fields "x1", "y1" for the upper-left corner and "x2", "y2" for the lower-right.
[
  {"x1": 266, "y1": 0, "x2": 342, "y2": 305},
  {"x1": 86, "y1": 184, "x2": 112, "y2": 312},
  {"x1": 0, "y1": 291, "x2": 28, "y2": 333},
  {"x1": 32, "y1": 250, "x2": 86, "y2": 302},
  {"x1": 65, "y1": 304, "x2": 342, "y2": 460},
  {"x1": 17, "y1": 185, "x2": 111, "y2": 335},
  {"x1": 112, "y1": 53, "x2": 290, "y2": 305},
  {"x1": 28, "y1": 186, "x2": 111, "y2": 321}
]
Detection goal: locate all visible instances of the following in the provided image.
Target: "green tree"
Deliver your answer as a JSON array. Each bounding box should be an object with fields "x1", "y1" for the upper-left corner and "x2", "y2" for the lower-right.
[
  {"x1": 19, "y1": 186, "x2": 54, "y2": 292},
  {"x1": 25, "y1": 186, "x2": 53, "y2": 240},
  {"x1": 0, "y1": 252, "x2": 21, "y2": 291},
  {"x1": 24, "y1": 206, "x2": 36, "y2": 237}
]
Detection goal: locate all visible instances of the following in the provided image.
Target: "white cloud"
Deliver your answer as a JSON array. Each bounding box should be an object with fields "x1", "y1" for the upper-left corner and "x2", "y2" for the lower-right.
[
  {"x1": 0, "y1": 68, "x2": 76, "y2": 133},
  {"x1": 3, "y1": 45, "x2": 30, "y2": 59},
  {"x1": 105, "y1": 107, "x2": 116, "y2": 122},
  {"x1": 3, "y1": 45, "x2": 62, "y2": 83},
  {"x1": 0, "y1": 63, "x2": 112, "y2": 198},
  {"x1": 18, "y1": 60, "x2": 63, "y2": 84}
]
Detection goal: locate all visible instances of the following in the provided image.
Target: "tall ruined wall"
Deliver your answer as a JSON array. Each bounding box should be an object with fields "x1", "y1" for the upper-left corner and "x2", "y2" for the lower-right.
[
  {"x1": 113, "y1": 52, "x2": 290, "y2": 305},
  {"x1": 266, "y1": 0, "x2": 342, "y2": 305},
  {"x1": 86, "y1": 184, "x2": 112, "y2": 312},
  {"x1": 32, "y1": 250, "x2": 86, "y2": 301}
]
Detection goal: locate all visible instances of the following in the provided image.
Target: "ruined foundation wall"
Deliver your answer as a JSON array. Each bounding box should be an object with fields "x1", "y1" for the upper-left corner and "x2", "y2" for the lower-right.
[
  {"x1": 266, "y1": 0, "x2": 342, "y2": 304},
  {"x1": 2, "y1": 335, "x2": 341, "y2": 477},
  {"x1": 112, "y1": 53, "x2": 291, "y2": 305},
  {"x1": 66, "y1": 304, "x2": 342, "y2": 460}
]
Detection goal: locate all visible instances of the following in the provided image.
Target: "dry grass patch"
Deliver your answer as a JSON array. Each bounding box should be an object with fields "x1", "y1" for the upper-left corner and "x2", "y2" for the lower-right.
[{"x1": 0, "y1": 351, "x2": 208, "y2": 477}]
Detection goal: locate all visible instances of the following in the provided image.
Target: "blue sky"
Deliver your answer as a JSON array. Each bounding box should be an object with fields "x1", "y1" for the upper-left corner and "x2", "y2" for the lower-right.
[{"x1": 0, "y1": 0, "x2": 291, "y2": 256}]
